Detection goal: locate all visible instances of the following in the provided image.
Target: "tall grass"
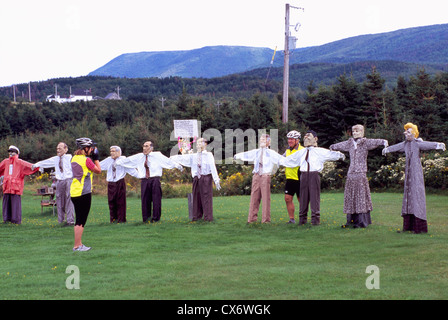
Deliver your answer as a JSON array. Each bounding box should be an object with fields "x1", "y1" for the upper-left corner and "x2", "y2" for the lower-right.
[{"x1": 1, "y1": 190, "x2": 447, "y2": 300}]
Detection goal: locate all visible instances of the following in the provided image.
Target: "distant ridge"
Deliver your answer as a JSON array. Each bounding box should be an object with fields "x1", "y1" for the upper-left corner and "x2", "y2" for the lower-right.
[{"x1": 89, "y1": 24, "x2": 448, "y2": 79}]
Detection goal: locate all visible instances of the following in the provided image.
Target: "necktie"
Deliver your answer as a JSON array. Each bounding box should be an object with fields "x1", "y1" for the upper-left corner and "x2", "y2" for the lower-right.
[
  {"x1": 259, "y1": 148, "x2": 264, "y2": 173},
  {"x1": 145, "y1": 155, "x2": 150, "y2": 178},
  {"x1": 112, "y1": 159, "x2": 117, "y2": 180},
  {"x1": 197, "y1": 152, "x2": 202, "y2": 178},
  {"x1": 305, "y1": 148, "x2": 310, "y2": 172},
  {"x1": 59, "y1": 156, "x2": 64, "y2": 173}
]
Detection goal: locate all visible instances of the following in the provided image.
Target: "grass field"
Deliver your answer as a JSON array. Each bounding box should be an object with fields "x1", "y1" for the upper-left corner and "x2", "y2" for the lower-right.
[{"x1": 1, "y1": 190, "x2": 448, "y2": 300}]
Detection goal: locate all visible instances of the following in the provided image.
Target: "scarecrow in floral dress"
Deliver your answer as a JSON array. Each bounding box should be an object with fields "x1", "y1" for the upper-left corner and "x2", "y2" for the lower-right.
[{"x1": 330, "y1": 125, "x2": 388, "y2": 228}]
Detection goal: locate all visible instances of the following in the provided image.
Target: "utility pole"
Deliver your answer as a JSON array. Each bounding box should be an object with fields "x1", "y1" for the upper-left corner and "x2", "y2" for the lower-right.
[
  {"x1": 282, "y1": 3, "x2": 304, "y2": 124},
  {"x1": 282, "y1": 3, "x2": 290, "y2": 124}
]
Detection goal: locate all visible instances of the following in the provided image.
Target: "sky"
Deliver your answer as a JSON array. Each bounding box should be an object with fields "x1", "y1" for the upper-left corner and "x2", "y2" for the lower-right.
[{"x1": 1, "y1": 0, "x2": 447, "y2": 87}]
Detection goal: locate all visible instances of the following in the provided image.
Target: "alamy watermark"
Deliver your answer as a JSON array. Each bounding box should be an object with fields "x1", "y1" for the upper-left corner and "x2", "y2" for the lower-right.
[
  {"x1": 65, "y1": 265, "x2": 80, "y2": 290},
  {"x1": 365, "y1": 265, "x2": 380, "y2": 290},
  {"x1": 170, "y1": 121, "x2": 279, "y2": 164}
]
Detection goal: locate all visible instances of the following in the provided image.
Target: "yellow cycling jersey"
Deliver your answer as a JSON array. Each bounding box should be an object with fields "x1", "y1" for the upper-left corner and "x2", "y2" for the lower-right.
[
  {"x1": 70, "y1": 155, "x2": 93, "y2": 197},
  {"x1": 285, "y1": 145, "x2": 304, "y2": 180}
]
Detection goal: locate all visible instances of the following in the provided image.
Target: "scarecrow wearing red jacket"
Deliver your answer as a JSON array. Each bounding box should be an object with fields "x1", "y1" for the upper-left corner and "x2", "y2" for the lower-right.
[{"x1": 0, "y1": 145, "x2": 39, "y2": 224}]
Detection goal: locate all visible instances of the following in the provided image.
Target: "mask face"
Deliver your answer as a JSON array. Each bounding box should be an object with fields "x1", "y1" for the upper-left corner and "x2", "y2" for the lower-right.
[
  {"x1": 404, "y1": 128, "x2": 415, "y2": 141},
  {"x1": 110, "y1": 148, "x2": 120, "y2": 159},
  {"x1": 56, "y1": 143, "x2": 67, "y2": 157},
  {"x1": 352, "y1": 125, "x2": 364, "y2": 139},
  {"x1": 259, "y1": 135, "x2": 270, "y2": 148},
  {"x1": 303, "y1": 133, "x2": 317, "y2": 147},
  {"x1": 196, "y1": 138, "x2": 206, "y2": 152},
  {"x1": 143, "y1": 141, "x2": 153, "y2": 155}
]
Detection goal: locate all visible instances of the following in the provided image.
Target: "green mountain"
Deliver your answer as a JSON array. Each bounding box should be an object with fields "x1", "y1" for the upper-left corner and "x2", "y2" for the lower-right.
[
  {"x1": 89, "y1": 24, "x2": 448, "y2": 79},
  {"x1": 89, "y1": 46, "x2": 274, "y2": 78}
]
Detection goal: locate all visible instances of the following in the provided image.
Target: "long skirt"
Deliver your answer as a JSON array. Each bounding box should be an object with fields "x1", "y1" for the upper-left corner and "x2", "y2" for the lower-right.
[
  {"x1": 402, "y1": 214, "x2": 427, "y2": 233},
  {"x1": 343, "y1": 173, "x2": 373, "y2": 227}
]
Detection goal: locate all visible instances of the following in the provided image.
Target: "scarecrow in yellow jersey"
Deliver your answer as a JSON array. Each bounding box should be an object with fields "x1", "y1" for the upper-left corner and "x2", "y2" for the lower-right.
[{"x1": 283, "y1": 131, "x2": 304, "y2": 224}]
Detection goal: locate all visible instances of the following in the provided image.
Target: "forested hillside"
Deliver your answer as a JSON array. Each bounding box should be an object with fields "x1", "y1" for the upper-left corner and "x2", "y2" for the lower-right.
[
  {"x1": 87, "y1": 24, "x2": 448, "y2": 79},
  {"x1": 0, "y1": 68, "x2": 446, "y2": 171}
]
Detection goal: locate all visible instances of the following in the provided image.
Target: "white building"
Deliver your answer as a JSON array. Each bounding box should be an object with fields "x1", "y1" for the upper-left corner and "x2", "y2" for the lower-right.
[{"x1": 46, "y1": 88, "x2": 93, "y2": 103}]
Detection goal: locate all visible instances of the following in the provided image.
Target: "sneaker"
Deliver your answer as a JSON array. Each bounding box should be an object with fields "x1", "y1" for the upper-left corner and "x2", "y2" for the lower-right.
[
  {"x1": 73, "y1": 244, "x2": 91, "y2": 252},
  {"x1": 287, "y1": 219, "x2": 296, "y2": 224}
]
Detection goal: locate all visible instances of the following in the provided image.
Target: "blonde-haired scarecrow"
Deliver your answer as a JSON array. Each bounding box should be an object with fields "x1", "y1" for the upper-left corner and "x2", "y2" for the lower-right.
[{"x1": 382, "y1": 123, "x2": 446, "y2": 233}]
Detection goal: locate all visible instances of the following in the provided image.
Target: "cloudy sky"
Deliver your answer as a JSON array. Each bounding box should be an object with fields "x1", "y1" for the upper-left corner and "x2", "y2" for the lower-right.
[{"x1": 0, "y1": 0, "x2": 446, "y2": 86}]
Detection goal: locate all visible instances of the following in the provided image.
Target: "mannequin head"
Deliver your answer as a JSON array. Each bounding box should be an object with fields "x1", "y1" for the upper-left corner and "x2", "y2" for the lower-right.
[
  {"x1": 259, "y1": 134, "x2": 271, "y2": 148},
  {"x1": 404, "y1": 123, "x2": 419, "y2": 141},
  {"x1": 56, "y1": 142, "x2": 68, "y2": 157},
  {"x1": 352, "y1": 125, "x2": 365, "y2": 139},
  {"x1": 110, "y1": 146, "x2": 121, "y2": 159},
  {"x1": 303, "y1": 131, "x2": 318, "y2": 147},
  {"x1": 8, "y1": 145, "x2": 19, "y2": 158},
  {"x1": 196, "y1": 138, "x2": 207, "y2": 152},
  {"x1": 143, "y1": 141, "x2": 153, "y2": 155}
]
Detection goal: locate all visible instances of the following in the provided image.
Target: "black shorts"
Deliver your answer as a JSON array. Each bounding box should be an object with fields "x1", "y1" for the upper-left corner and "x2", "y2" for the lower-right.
[
  {"x1": 71, "y1": 193, "x2": 92, "y2": 227},
  {"x1": 284, "y1": 179, "x2": 300, "y2": 197}
]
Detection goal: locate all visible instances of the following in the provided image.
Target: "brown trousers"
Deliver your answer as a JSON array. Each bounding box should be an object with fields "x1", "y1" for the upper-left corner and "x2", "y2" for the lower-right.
[
  {"x1": 299, "y1": 171, "x2": 321, "y2": 225},
  {"x1": 248, "y1": 173, "x2": 271, "y2": 223},
  {"x1": 192, "y1": 174, "x2": 214, "y2": 221},
  {"x1": 55, "y1": 178, "x2": 75, "y2": 224},
  {"x1": 107, "y1": 178, "x2": 127, "y2": 223}
]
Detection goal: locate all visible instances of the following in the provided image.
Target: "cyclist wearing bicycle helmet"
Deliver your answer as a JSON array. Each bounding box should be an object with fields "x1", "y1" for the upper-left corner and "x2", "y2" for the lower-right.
[
  {"x1": 283, "y1": 131, "x2": 303, "y2": 224},
  {"x1": 70, "y1": 137, "x2": 101, "y2": 252}
]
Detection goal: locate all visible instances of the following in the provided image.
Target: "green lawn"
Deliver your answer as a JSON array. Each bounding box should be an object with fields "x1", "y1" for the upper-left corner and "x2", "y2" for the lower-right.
[{"x1": 1, "y1": 191, "x2": 448, "y2": 300}]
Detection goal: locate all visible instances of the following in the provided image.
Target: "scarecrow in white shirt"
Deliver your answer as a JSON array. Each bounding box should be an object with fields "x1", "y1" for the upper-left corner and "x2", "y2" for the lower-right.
[
  {"x1": 100, "y1": 146, "x2": 139, "y2": 223},
  {"x1": 116, "y1": 141, "x2": 182, "y2": 223},
  {"x1": 33, "y1": 142, "x2": 75, "y2": 225},
  {"x1": 234, "y1": 134, "x2": 283, "y2": 224},
  {"x1": 171, "y1": 138, "x2": 220, "y2": 221},
  {"x1": 280, "y1": 130, "x2": 345, "y2": 225}
]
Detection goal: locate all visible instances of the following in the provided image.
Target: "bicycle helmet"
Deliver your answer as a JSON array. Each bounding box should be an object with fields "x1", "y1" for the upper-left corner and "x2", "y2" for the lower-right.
[
  {"x1": 286, "y1": 130, "x2": 301, "y2": 139},
  {"x1": 76, "y1": 137, "x2": 94, "y2": 149}
]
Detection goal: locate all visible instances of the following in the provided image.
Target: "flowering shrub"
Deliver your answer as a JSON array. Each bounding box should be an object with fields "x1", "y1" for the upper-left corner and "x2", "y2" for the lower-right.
[
  {"x1": 372, "y1": 157, "x2": 406, "y2": 189},
  {"x1": 320, "y1": 162, "x2": 345, "y2": 190},
  {"x1": 372, "y1": 154, "x2": 448, "y2": 190}
]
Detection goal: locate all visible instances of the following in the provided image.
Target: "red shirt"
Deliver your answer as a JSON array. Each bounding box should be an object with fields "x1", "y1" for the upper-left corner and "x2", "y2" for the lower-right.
[{"x1": 0, "y1": 155, "x2": 39, "y2": 195}]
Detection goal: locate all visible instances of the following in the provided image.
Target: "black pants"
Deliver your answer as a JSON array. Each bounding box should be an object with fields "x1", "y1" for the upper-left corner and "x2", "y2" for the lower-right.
[
  {"x1": 141, "y1": 177, "x2": 162, "y2": 222},
  {"x1": 108, "y1": 178, "x2": 127, "y2": 223},
  {"x1": 71, "y1": 193, "x2": 92, "y2": 227}
]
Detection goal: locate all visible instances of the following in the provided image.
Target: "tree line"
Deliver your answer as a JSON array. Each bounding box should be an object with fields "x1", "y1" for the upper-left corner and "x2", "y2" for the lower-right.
[{"x1": 0, "y1": 68, "x2": 446, "y2": 181}]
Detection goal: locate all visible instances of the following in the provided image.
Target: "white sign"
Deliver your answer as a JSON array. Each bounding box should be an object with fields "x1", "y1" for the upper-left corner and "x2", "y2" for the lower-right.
[{"x1": 174, "y1": 120, "x2": 199, "y2": 138}]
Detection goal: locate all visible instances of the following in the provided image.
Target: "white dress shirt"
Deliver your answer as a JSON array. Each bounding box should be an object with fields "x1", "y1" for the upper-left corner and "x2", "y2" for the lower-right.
[
  {"x1": 116, "y1": 151, "x2": 182, "y2": 179},
  {"x1": 100, "y1": 156, "x2": 139, "y2": 182},
  {"x1": 279, "y1": 146, "x2": 345, "y2": 172},
  {"x1": 234, "y1": 148, "x2": 283, "y2": 175},
  {"x1": 34, "y1": 154, "x2": 73, "y2": 180},
  {"x1": 171, "y1": 151, "x2": 220, "y2": 186}
]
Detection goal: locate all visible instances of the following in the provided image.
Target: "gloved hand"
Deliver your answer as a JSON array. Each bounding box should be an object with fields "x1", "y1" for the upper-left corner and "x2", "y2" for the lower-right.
[{"x1": 91, "y1": 147, "x2": 100, "y2": 161}]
